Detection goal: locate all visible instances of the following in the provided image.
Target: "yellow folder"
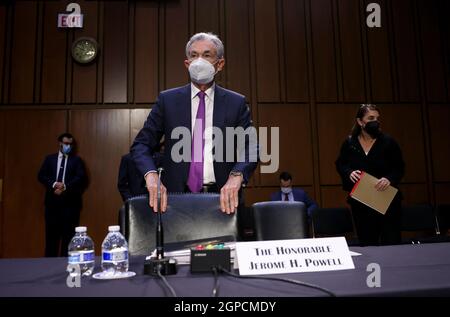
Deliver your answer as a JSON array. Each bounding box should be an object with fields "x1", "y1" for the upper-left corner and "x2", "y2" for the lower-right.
[{"x1": 350, "y1": 172, "x2": 398, "y2": 215}]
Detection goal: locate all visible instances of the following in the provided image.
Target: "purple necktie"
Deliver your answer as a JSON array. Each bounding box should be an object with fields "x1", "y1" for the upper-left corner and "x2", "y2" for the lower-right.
[{"x1": 187, "y1": 91, "x2": 206, "y2": 192}]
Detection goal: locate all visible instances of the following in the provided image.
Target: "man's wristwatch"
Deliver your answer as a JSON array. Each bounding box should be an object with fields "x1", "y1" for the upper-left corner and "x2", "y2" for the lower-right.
[{"x1": 229, "y1": 171, "x2": 243, "y2": 177}]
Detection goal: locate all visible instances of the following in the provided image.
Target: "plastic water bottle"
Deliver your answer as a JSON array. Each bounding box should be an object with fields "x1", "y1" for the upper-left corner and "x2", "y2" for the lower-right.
[
  {"x1": 101, "y1": 225, "x2": 129, "y2": 274},
  {"x1": 67, "y1": 226, "x2": 95, "y2": 276}
]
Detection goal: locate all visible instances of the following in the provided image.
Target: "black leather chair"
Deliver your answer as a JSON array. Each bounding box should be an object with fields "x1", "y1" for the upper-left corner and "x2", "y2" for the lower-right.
[
  {"x1": 312, "y1": 207, "x2": 354, "y2": 237},
  {"x1": 120, "y1": 193, "x2": 238, "y2": 255},
  {"x1": 401, "y1": 204, "x2": 447, "y2": 243},
  {"x1": 401, "y1": 204, "x2": 439, "y2": 233},
  {"x1": 436, "y1": 204, "x2": 450, "y2": 234},
  {"x1": 311, "y1": 207, "x2": 357, "y2": 245},
  {"x1": 252, "y1": 201, "x2": 309, "y2": 241}
]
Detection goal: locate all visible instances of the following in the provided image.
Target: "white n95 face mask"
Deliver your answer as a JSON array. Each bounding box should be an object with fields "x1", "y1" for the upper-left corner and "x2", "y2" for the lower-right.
[{"x1": 188, "y1": 58, "x2": 217, "y2": 85}]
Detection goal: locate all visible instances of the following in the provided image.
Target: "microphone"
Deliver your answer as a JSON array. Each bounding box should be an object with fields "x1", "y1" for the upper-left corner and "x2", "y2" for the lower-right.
[
  {"x1": 156, "y1": 167, "x2": 164, "y2": 259},
  {"x1": 144, "y1": 167, "x2": 177, "y2": 276}
]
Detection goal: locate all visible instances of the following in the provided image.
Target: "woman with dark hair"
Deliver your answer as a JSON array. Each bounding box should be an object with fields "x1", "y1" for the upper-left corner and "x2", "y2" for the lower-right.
[{"x1": 335, "y1": 104, "x2": 405, "y2": 246}]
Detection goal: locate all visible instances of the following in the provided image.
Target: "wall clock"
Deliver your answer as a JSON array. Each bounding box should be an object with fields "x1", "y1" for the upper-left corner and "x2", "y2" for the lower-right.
[{"x1": 71, "y1": 37, "x2": 98, "y2": 64}]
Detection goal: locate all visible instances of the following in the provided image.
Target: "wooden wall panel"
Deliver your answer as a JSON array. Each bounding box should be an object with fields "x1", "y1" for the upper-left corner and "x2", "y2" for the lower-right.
[
  {"x1": 435, "y1": 184, "x2": 450, "y2": 205},
  {"x1": 130, "y1": 108, "x2": 151, "y2": 145},
  {"x1": 254, "y1": 0, "x2": 280, "y2": 102},
  {"x1": 258, "y1": 104, "x2": 313, "y2": 186},
  {"x1": 398, "y1": 184, "x2": 429, "y2": 206},
  {"x1": 365, "y1": 0, "x2": 393, "y2": 102},
  {"x1": 428, "y1": 104, "x2": 450, "y2": 182},
  {"x1": 103, "y1": 2, "x2": 128, "y2": 103},
  {"x1": 310, "y1": 0, "x2": 337, "y2": 102},
  {"x1": 391, "y1": 0, "x2": 420, "y2": 102},
  {"x1": 9, "y1": 1, "x2": 37, "y2": 104},
  {"x1": 40, "y1": 2, "x2": 67, "y2": 103},
  {"x1": 70, "y1": 110, "x2": 129, "y2": 253},
  {"x1": 444, "y1": 0, "x2": 450, "y2": 102},
  {"x1": 337, "y1": 0, "x2": 365, "y2": 102},
  {"x1": 320, "y1": 186, "x2": 348, "y2": 208},
  {"x1": 417, "y1": 0, "x2": 447, "y2": 102},
  {"x1": 72, "y1": 1, "x2": 98, "y2": 104},
  {"x1": 282, "y1": 0, "x2": 309, "y2": 102},
  {"x1": 3, "y1": 110, "x2": 66, "y2": 258},
  {"x1": 317, "y1": 104, "x2": 356, "y2": 185},
  {"x1": 193, "y1": 0, "x2": 225, "y2": 94},
  {"x1": 243, "y1": 187, "x2": 276, "y2": 206},
  {"x1": 134, "y1": 1, "x2": 158, "y2": 103},
  {"x1": 380, "y1": 104, "x2": 426, "y2": 183},
  {"x1": 194, "y1": 0, "x2": 220, "y2": 35},
  {"x1": 0, "y1": 5, "x2": 5, "y2": 102},
  {"x1": 224, "y1": 0, "x2": 251, "y2": 100},
  {"x1": 164, "y1": 0, "x2": 189, "y2": 89},
  {"x1": 0, "y1": 113, "x2": 4, "y2": 257}
]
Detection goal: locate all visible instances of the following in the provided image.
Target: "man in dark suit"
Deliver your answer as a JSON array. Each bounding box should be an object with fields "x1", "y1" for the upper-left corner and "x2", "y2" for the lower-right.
[
  {"x1": 131, "y1": 32, "x2": 258, "y2": 214},
  {"x1": 38, "y1": 133, "x2": 86, "y2": 257},
  {"x1": 117, "y1": 153, "x2": 147, "y2": 202},
  {"x1": 270, "y1": 171, "x2": 318, "y2": 217},
  {"x1": 118, "y1": 142, "x2": 164, "y2": 202}
]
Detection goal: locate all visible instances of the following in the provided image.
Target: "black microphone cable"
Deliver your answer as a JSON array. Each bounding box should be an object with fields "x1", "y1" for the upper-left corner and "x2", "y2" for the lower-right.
[
  {"x1": 156, "y1": 264, "x2": 177, "y2": 297},
  {"x1": 211, "y1": 266, "x2": 220, "y2": 297},
  {"x1": 214, "y1": 266, "x2": 336, "y2": 297},
  {"x1": 152, "y1": 167, "x2": 177, "y2": 297}
]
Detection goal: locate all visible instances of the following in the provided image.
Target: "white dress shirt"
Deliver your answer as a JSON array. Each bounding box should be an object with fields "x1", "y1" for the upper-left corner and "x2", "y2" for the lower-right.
[
  {"x1": 282, "y1": 191, "x2": 294, "y2": 202},
  {"x1": 191, "y1": 83, "x2": 216, "y2": 184},
  {"x1": 53, "y1": 152, "x2": 68, "y2": 188}
]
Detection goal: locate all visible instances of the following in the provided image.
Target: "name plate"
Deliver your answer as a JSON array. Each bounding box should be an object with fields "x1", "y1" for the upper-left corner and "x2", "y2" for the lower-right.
[{"x1": 235, "y1": 237, "x2": 355, "y2": 275}]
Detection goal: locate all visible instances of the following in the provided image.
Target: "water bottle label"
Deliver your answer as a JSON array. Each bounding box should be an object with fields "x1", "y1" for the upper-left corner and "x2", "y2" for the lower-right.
[
  {"x1": 68, "y1": 250, "x2": 95, "y2": 264},
  {"x1": 102, "y1": 249, "x2": 128, "y2": 262}
]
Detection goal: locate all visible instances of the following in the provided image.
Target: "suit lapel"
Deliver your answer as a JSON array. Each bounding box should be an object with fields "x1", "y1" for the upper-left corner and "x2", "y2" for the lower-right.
[
  {"x1": 177, "y1": 84, "x2": 192, "y2": 133},
  {"x1": 213, "y1": 85, "x2": 226, "y2": 129}
]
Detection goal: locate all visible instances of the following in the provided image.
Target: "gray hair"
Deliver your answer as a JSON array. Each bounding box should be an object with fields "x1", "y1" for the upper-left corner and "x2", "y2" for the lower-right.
[{"x1": 185, "y1": 32, "x2": 224, "y2": 59}]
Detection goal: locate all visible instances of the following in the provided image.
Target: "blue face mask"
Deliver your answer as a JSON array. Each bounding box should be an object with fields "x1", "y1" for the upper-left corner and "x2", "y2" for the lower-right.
[
  {"x1": 281, "y1": 187, "x2": 292, "y2": 194},
  {"x1": 61, "y1": 144, "x2": 72, "y2": 154}
]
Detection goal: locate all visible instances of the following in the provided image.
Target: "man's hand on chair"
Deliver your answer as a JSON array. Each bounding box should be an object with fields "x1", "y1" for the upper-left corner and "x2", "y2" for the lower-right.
[
  {"x1": 220, "y1": 173, "x2": 243, "y2": 214},
  {"x1": 145, "y1": 172, "x2": 167, "y2": 213}
]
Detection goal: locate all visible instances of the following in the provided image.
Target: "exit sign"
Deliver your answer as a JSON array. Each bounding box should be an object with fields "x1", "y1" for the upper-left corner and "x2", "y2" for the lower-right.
[{"x1": 57, "y1": 14, "x2": 83, "y2": 28}]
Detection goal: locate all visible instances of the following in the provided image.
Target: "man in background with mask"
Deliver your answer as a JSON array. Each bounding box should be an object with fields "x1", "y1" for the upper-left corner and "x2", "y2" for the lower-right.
[
  {"x1": 132, "y1": 32, "x2": 258, "y2": 214},
  {"x1": 270, "y1": 171, "x2": 318, "y2": 217},
  {"x1": 38, "y1": 133, "x2": 87, "y2": 257}
]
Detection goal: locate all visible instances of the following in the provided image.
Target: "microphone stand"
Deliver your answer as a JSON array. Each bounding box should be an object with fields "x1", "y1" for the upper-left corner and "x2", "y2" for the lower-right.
[{"x1": 144, "y1": 168, "x2": 177, "y2": 276}]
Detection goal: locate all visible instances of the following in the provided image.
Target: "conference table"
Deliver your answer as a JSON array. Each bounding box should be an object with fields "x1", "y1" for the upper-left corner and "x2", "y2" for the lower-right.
[{"x1": 1, "y1": 242, "x2": 450, "y2": 297}]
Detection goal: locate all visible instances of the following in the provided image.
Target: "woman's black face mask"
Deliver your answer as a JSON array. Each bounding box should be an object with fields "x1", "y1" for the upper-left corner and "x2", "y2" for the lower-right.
[{"x1": 363, "y1": 121, "x2": 380, "y2": 138}]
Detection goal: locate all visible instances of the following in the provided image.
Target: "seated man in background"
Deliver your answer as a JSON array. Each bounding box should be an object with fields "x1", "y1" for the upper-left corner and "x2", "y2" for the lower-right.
[
  {"x1": 270, "y1": 171, "x2": 318, "y2": 217},
  {"x1": 118, "y1": 141, "x2": 165, "y2": 202},
  {"x1": 117, "y1": 153, "x2": 147, "y2": 202}
]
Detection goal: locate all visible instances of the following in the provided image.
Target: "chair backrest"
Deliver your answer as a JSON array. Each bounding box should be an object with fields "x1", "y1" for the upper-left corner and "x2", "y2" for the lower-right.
[
  {"x1": 401, "y1": 204, "x2": 439, "y2": 234},
  {"x1": 436, "y1": 204, "x2": 450, "y2": 233},
  {"x1": 252, "y1": 201, "x2": 309, "y2": 241},
  {"x1": 312, "y1": 207, "x2": 354, "y2": 236},
  {"x1": 121, "y1": 193, "x2": 238, "y2": 255}
]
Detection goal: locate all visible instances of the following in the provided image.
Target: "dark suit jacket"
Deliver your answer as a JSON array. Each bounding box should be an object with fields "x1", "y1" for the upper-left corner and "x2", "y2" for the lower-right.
[
  {"x1": 335, "y1": 133, "x2": 405, "y2": 193},
  {"x1": 270, "y1": 188, "x2": 318, "y2": 216},
  {"x1": 117, "y1": 153, "x2": 148, "y2": 202},
  {"x1": 37, "y1": 153, "x2": 86, "y2": 208},
  {"x1": 131, "y1": 84, "x2": 258, "y2": 192}
]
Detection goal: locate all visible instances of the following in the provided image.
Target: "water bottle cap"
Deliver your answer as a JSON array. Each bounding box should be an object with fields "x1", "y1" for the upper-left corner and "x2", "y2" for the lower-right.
[
  {"x1": 75, "y1": 226, "x2": 87, "y2": 233},
  {"x1": 108, "y1": 225, "x2": 120, "y2": 232}
]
